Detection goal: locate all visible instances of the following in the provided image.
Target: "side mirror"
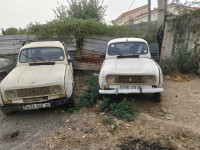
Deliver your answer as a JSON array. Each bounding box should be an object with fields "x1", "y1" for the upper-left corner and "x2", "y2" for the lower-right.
[
  {"x1": 68, "y1": 58, "x2": 74, "y2": 64},
  {"x1": 100, "y1": 54, "x2": 105, "y2": 59}
]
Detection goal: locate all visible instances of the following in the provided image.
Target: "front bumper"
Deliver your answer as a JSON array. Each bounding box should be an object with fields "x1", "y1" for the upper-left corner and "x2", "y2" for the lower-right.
[
  {"x1": 99, "y1": 88, "x2": 164, "y2": 94},
  {"x1": 0, "y1": 97, "x2": 72, "y2": 112}
]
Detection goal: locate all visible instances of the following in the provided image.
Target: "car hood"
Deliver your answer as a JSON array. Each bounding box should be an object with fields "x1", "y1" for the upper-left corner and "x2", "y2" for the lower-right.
[
  {"x1": 102, "y1": 58, "x2": 158, "y2": 75},
  {"x1": 0, "y1": 64, "x2": 66, "y2": 90}
]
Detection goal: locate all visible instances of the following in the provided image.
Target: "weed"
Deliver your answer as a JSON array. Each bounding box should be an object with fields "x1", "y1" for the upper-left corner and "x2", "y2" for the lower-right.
[
  {"x1": 108, "y1": 124, "x2": 118, "y2": 135},
  {"x1": 99, "y1": 97, "x2": 137, "y2": 121},
  {"x1": 81, "y1": 75, "x2": 100, "y2": 107},
  {"x1": 101, "y1": 117, "x2": 114, "y2": 125},
  {"x1": 110, "y1": 98, "x2": 136, "y2": 121},
  {"x1": 67, "y1": 105, "x2": 81, "y2": 113},
  {"x1": 99, "y1": 96, "x2": 114, "y2": 112}
]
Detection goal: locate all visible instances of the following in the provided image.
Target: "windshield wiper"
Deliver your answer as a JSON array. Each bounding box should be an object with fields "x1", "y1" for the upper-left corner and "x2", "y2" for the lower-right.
[
  {"x1": 34, "y1": 57, "x2": 49, "y2": 62},
  {"x1": 21, "y1": 54, "x2": 36, "y2": 62},
  {"x1": 117, "y1": 54, "x2": 139, "y2": 59}
]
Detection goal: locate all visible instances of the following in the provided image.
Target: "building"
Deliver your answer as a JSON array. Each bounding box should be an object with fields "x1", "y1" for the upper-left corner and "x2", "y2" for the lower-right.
[
  {"x1": 114, "y1": 5, "x2": 148, "y2": 25},
  {"x1": 114, "y1": 3, "x2": 199, "y2": 25}
]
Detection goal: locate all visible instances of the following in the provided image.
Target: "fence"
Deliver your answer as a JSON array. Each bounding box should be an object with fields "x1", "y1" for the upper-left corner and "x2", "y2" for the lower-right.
[{"x1": 0, "y1": 35, "x2": 159, "y2": 70}]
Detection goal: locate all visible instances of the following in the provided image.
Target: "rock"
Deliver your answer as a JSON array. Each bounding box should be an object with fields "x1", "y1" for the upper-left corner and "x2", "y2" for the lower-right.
[
  {"x1": 179, "y1": 136, "x2": 185, "y2": 141},
  {"x1": 116, "y1": 123, "x2": 123, "y2": 127},
  {"x1": 168, "y1": 136, "x2": 171, "y2": 140},
  {"x1": 61, "y1": 110, "x2": 65, "y2": 113},
  {"x1": 161, "y1": 107, "x2": 167, "y2": 113},
  {"x1": 125, "y1": 124, "x2": 131, "y2": 127},
  {"x1": 157, "y1": 111, "x2": 165, "y2": 116},
  {"x1": 111, "y1": 125, "x2": 115, "y2": 129},
  {"x1": 165, "y1": 114, "x2": 175, "y2": 120},
  {"x1": 9, "y1": 131, "x2": 19, "y2": 139},
  {"x1": 82, "y1": 135, "x2": 87, "y2": 139},
  {"x1": 66, "y1": 120, "x2": 69, "y2": 123},
  {"x1": 100, "y1": 112, "x2": 106, "y2": 116}
]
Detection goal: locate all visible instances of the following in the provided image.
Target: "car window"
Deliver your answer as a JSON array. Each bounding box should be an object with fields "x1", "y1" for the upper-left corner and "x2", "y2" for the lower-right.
[
  {"x1": 108, "y1": 42, "x2": 148, "y2": 56},
  {"x1": 19, "y1": 47, "x2": 65, "y2": 63}
]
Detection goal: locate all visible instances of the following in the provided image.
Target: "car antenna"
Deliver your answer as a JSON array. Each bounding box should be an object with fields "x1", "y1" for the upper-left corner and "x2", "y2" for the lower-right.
[{"x1": 20, "y1": 40, "x2": 34, "y2": 46}]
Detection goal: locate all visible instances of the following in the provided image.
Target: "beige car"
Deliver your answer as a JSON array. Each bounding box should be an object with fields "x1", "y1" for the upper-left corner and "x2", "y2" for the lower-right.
[
  {"x1": 99, "y1": 38, "x2": 164, "y2": 102},
  {"x1": 0, "y1": 41, "x2": 74, "y2": 114}
]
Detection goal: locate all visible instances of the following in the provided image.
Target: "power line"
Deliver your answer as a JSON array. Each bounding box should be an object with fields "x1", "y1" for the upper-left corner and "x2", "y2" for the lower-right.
[{"x1": 127, "y1": 0, "x2": 136, "y2": 12}]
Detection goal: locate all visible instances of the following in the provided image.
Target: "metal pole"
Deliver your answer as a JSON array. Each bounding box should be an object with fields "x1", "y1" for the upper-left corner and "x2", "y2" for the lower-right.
[{"x1": 148, "y1": 0, "x2": 151, "y2": 22}]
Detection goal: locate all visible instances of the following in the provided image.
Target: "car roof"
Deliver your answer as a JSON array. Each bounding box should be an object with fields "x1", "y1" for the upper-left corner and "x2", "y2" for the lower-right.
[
  {"x1": 108, "y1": 38, "x2": 148, "y2": 45},
  {"x1": 20, "y1": 41, "x2": 64, "y2": 50}
]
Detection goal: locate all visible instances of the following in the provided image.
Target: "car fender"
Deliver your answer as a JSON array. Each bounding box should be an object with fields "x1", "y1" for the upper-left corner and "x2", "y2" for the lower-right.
[
  {"x1": 153, "y1": 60, "x2": 163, "y2": 88},
  {"x1": 99, "y1": 61, "x2": 107, "y2": 89},
  {"x1": 64, "y1": 65, "x2": 73, "y2": 98},
  {"x1": 0, "y1": 87, "x2": 4, "y2": 106}
]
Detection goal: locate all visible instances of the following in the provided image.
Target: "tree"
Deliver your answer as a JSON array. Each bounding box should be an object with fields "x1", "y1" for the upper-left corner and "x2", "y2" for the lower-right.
[
  {"x1": 3, "y1": 28, "x2": 19, "y2": 35},
  {"x1": 53, "y1": 0, "x2": 107, "y2": 21}
]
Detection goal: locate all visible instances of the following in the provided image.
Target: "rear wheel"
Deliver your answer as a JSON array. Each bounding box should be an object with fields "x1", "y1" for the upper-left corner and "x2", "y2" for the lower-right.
[{"x1": 153, "y1": 93, "x2": 161, "y2": 102}]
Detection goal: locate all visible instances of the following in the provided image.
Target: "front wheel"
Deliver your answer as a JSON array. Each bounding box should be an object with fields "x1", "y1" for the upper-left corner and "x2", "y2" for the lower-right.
[
  {"x1": 1, "y1": 110, "x2": 12, "y2": 115},
  {"x1": 0, "y1": 72, "x2": 8, "y2": 81},
  {"x1": 68, "y1": 94, "x2": 75, "y2": 107},
  {"x1": 153, "y1": 93, "x2": 161, "y2": 102}
]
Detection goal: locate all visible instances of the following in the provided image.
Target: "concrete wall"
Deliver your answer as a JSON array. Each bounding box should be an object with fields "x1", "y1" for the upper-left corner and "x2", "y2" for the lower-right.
[
  {"x1": 160, "y1": 22, "x2": 200, "y2": 73},
  {"x1": 161, "y1": 23, "x2": 200, "y2": 60}
]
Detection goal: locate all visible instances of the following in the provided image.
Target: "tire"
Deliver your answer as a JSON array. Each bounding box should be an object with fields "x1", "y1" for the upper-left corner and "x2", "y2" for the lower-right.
[
  {"x1": 0, "y1": 72, "x2": 8, "y2": 81},
  {"x1": 2, "y1": 110, "x2": 12, "y2": 115},
  {"x1": 68, "y1": 94, "x2": 75, "y2": 107},
  {"x1": 153, "y1": 93, "x2": 161, "y2": 102}
]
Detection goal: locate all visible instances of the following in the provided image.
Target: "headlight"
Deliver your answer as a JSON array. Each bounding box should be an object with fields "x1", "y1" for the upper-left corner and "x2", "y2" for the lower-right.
[
  {"x1": 146, "y1": 76, "x2": 155, "y2": 84},
  {"x1": 6, "y1": 90, "x2": 16, "y2": 98},
  {"x1": 107, "y1": 76, "x2": 115, "y2": 83},
  {"x1": 52, "y1": 86, "x2": 61, "y2": 94}
]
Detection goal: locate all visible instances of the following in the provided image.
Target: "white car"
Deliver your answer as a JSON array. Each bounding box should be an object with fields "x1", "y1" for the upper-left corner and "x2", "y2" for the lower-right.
[
  {"x1": 0, "y1": 41, "x2": 74, "y2": 114},
  {"x1": 99, "y1": 38, "x2": 164, "y2": 101}
]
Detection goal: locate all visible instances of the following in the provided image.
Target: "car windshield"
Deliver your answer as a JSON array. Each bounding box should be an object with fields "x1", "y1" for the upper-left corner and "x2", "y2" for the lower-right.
[
  {"x1": 19, "y1": 47, "x2": 65, "y2": 63},
  {"x1": 108, "y1": 42, "x2": 148, "y2": 56}
]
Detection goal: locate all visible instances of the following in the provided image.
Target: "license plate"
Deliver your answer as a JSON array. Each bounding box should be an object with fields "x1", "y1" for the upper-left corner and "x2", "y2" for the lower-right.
[
  {"x1": 23, "y1": 103, "x2": 51, "y2": 110},
  {"x1": 120, "y1": 85, "x2": 143, "y2": 89}
]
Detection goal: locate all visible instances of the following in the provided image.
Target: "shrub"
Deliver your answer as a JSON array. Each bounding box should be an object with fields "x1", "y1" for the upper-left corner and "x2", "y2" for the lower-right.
[
  {"x1": 3, "y1": 28, "x2": 19, "y2": 35},
  {"x1": 160, "y1": 58, "x2": 176, "y2": 75},
  {"x1": 100, "y1": 97, "x2": 137, "y2": 121},
  {"x1": 81, "y1": 75, "x2": 99, "y2": 107},
  {"x1": 99, "y1": 96, "x2": 113, "y2": 112},
  {"x1": 110, "y1": 98, "x2": 136, "y2": 121},
  {"x1": 160, "y1": 43, "x2": 198, "y2": 74},
  {"x1": 174, "y1": 44, "x2": 198, "y2": 73}
]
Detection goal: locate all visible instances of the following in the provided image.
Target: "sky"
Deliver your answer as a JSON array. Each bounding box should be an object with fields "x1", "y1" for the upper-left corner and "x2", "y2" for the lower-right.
[{"x1": 0, "y1": 0, "x2": 159, "y2": 32}]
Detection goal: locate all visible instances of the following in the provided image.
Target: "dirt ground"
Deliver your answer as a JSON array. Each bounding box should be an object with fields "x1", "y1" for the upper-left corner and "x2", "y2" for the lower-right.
[{"x1": 0, "y1": 71, "x2": 200, "y2": 150}]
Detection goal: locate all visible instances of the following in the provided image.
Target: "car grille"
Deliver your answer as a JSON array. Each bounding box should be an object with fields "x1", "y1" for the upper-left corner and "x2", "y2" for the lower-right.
[
  {"x1": 17, "y1": 87, "x2": 51, "y2": 98},
  {"x1": 107, "y1": 75, "x2": 155, "y2": 84},
  {"x1": 117, "y1": 75, "x2": 146, "y2": 83}
]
